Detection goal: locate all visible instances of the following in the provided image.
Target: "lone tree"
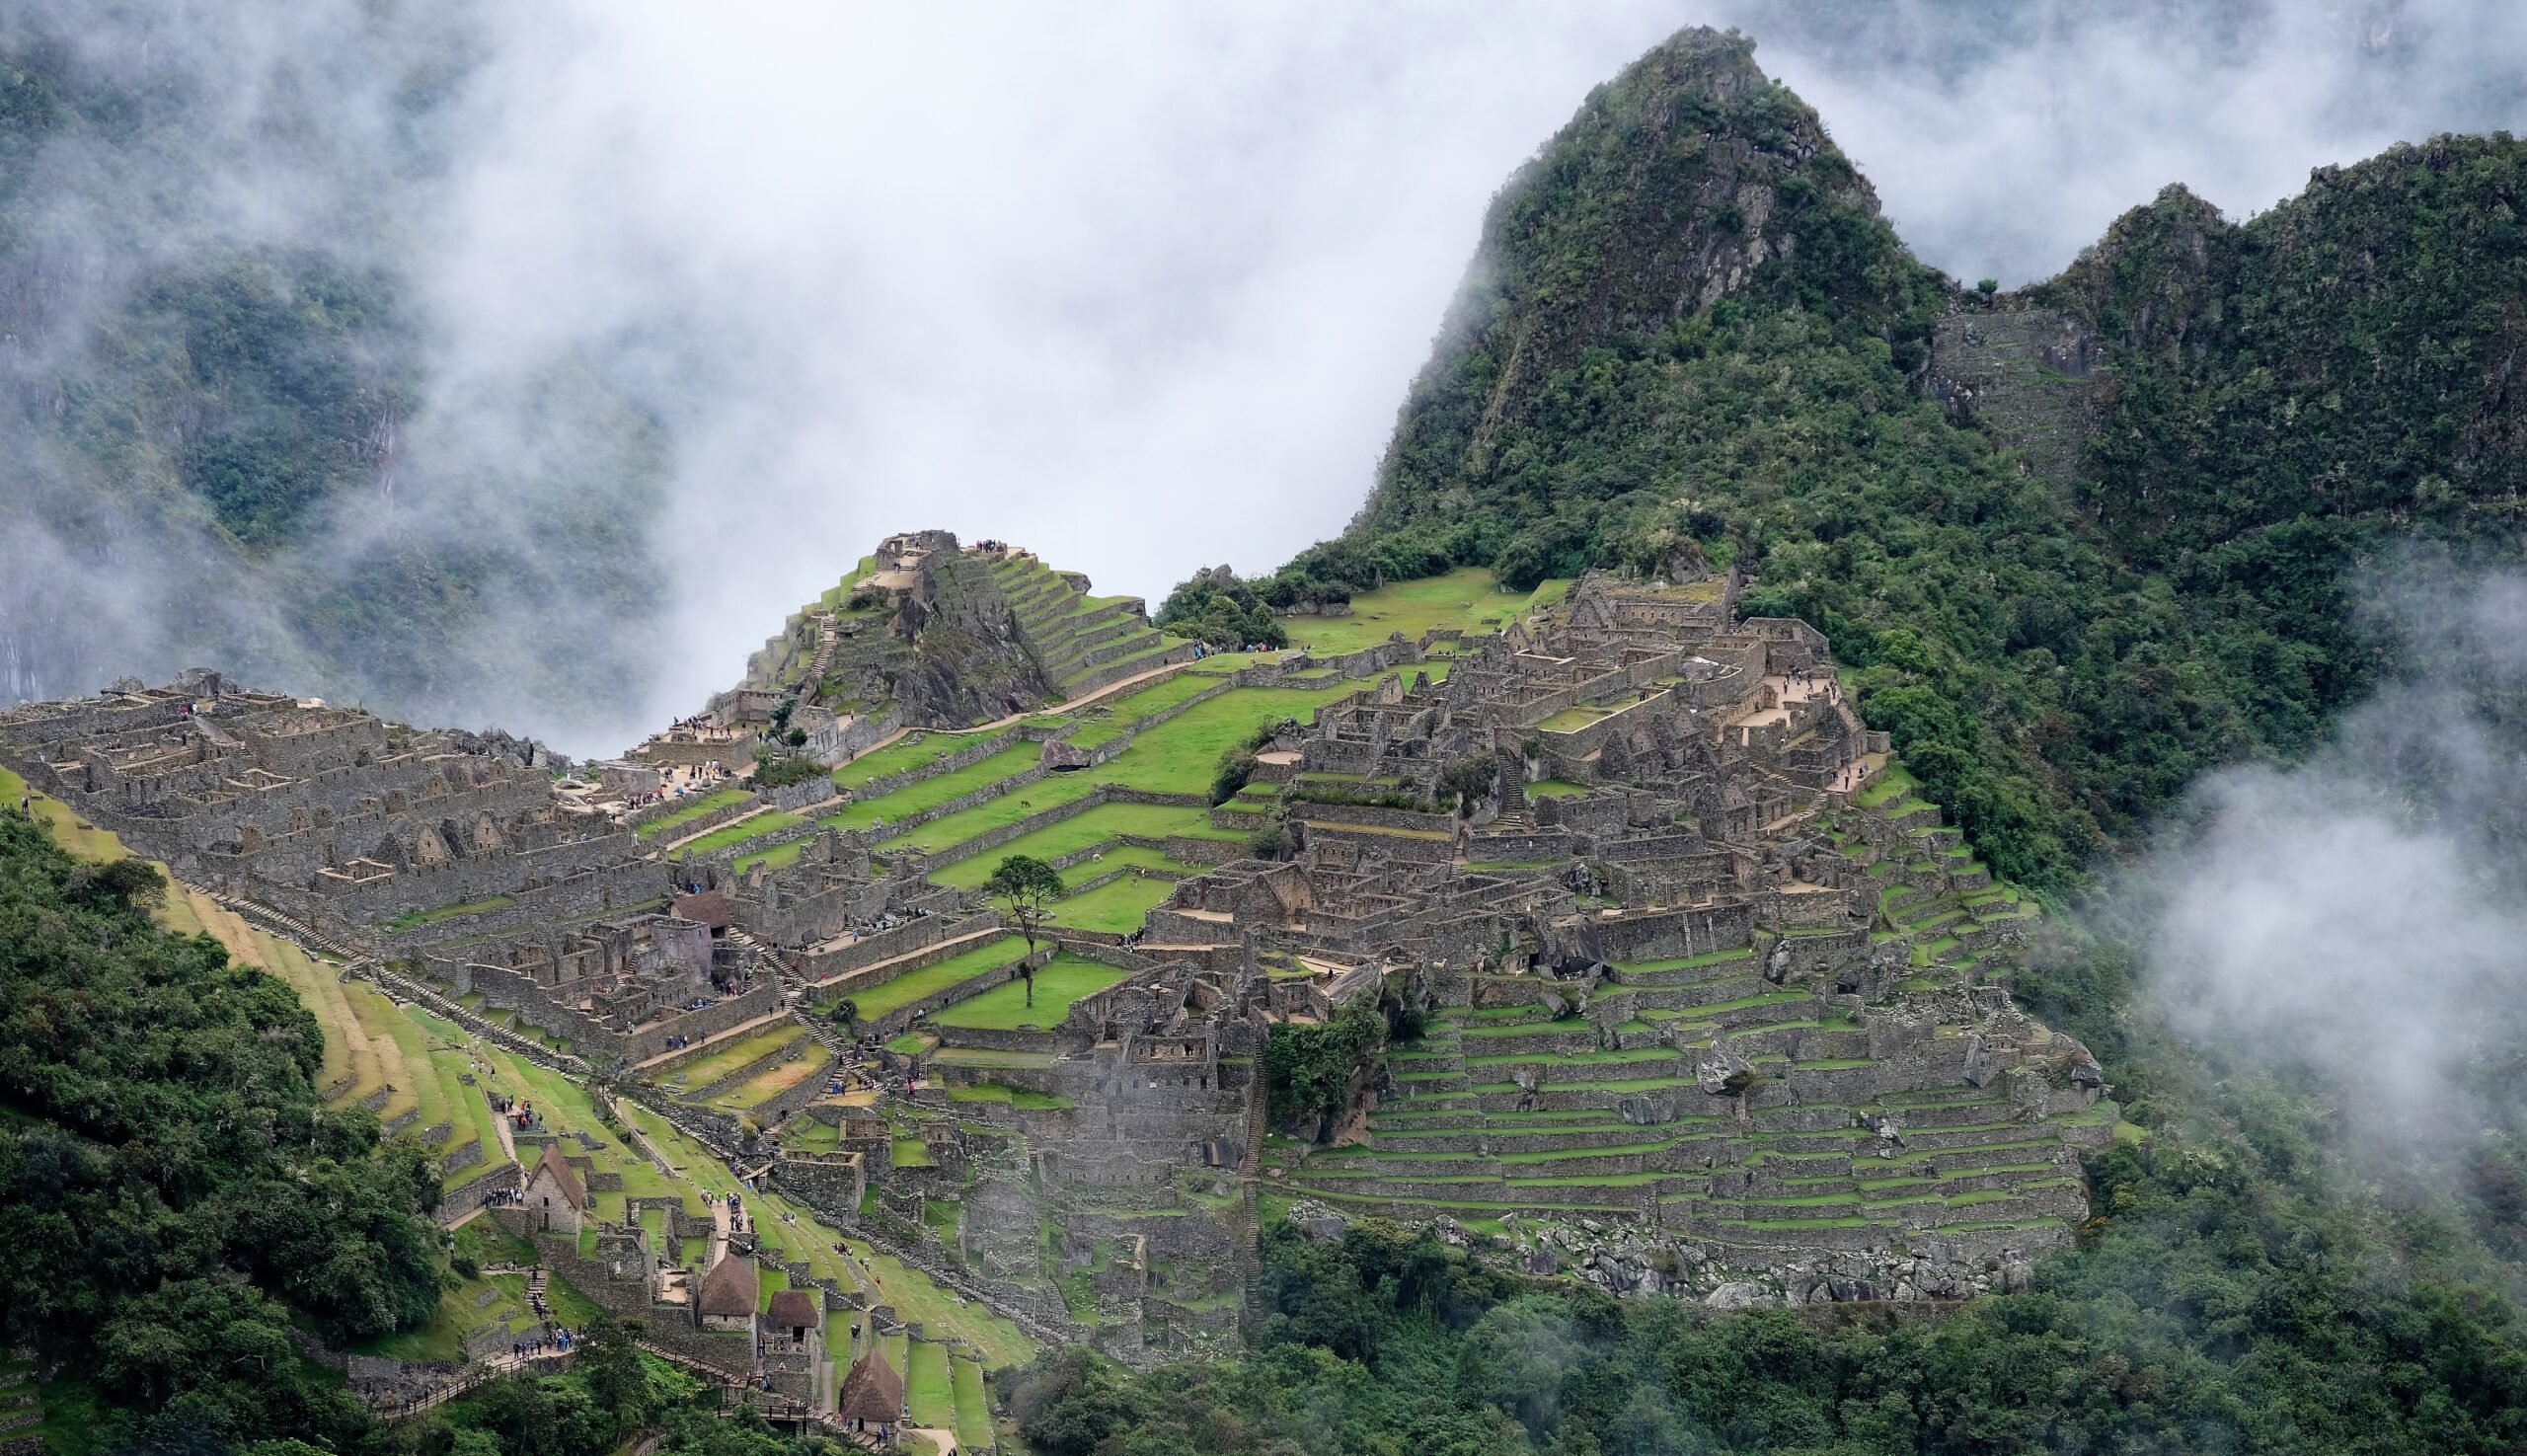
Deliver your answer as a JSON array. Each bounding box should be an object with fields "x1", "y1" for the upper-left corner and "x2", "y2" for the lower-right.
[{"x1": 983, "y1": 853, "x2": 1064, "y2": 1006}]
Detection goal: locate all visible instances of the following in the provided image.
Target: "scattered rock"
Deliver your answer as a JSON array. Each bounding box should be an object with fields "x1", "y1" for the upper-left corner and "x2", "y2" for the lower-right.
[{"x1": 1705, "y1": 1281, "x2": 1769, "y2": 1310}]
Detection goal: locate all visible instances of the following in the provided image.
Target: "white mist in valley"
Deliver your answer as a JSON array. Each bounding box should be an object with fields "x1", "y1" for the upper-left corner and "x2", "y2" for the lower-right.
[{"x1": 2136, "y1": 571, "x2": 2527, "y2": 1143}]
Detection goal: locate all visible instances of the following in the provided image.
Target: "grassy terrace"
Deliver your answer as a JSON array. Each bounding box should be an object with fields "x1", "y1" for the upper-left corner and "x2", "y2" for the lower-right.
[
  {"x1": 929, "y1": 803, "x2": 1237, "y2": 887},
  {"x1": 908, "y1": 1340, "x2": 956, "y2": 1427},
  {"x1": 947, "y1": 1081, "x2": 1076, "y2": 1111},
  {"x1": 953, "y1": 1355, "x2": 993, "y2": 1451},
  {"x1": 657, "y1": 1026, "x2": 808, "y2": 1091},
  {"x1": 1065, "y1": 671, "x2": 1226, "y2": 747},
  {"x1": 835, "y1": 934, "x2": 1030, "y2": 1021},
  {"x1": 677, "y1": 807, "x2": 804, "y2": 855},
  {"x1": 1046, "y1": 873, "x2": 1177, "y2": 932},
  {"x1": 1060, "y1": 843, "x2": 1200, "y2": 884},
  {"x1": 381, "y1": 892, "x2": 516, "y2": 933},
  {"x1": 700, "y1": 1050, "x2": 827, "y2": 1111},
  {"x1": 1278, "y1": 567, "x2": 1571, "y2": 655},
  {"x1": 1082, "y1": 680, "x2": 1374, "y2": 796},
  {"x1": 1855, "y1": 760, "x2": 1920, "y2": 810},
  {"x1": 402, "y1": 1005, "x2": 517, "y2": 1189},
  {"x1": 932, "y1": 952, "x2": 1127, "y2": 1030},
  {"x1": 873, "y1": 770, "x2": 1103, "y2": 856},
  {"x1": 633, "y1": 786, "x2": 750, "y2": 840},
  {"x1": 834, "y1": 729, "x2": 979, "y2": 789},
  {"x1": 823, "y1": 742, "x2": 1041, "y2": 831},
  {"x1": 353, "y1": 1261, "x2": 603, "y2": 1364}
]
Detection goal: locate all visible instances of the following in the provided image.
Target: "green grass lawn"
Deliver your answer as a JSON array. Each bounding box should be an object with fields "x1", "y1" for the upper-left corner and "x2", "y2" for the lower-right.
[
  {"x1": 633, "y1": 786, "x2": 750, "y2": 841},
  {"x1": 1856, "y1": 759, "x2": 1920, "y2": 809},
  {"x1": 676, "y1": 807, "x2": 804, "y2": 854},
  {"x1": 930, "y1": 803, "x2": 1233, "y2": 887},
  {"x1": 946, "y1": 1081, "x2": 1076, "y2": 1110},
  {"x1": 705, "y1": 1051, "x2": 826, "y2": 1111},
  {"x1": 842, "y1": 935, "x2": 1031, "y2": 1021},
  {"x1": 658, "y1": 1026, "x2": 806, "y2": 1091},
  {"x1": 381, "y1": 892, "x2": 517, "y2": 934},
  {"x1": 835, "y1": 729, "x2": 985, "y2": 789},
  {"x1": 1066, "y1": 672, "x2": 1224, "y2": 746},
  {"x1": 1059, "y1": 843, "x2": 1201, "y2": 885},
  {"x1": 952, "y1": 1355, "x2": 993, "y2": 1450},
  {"x1": 1279, "y1": 568, "x2": 1570, "y2": 654},
  {"x1": 871, "y1": 771, "x2": 1103, "y2": 857},
  {"x1": 349, "y1": 1269, "x2": 547, "y2": 1362},
  {"x1": 825, "y1": 743, "x2": 1042, "y2": 831},
  {"x1": 1524, "y1": 779, "x2": 1590, "y2": 799},
  {"x1": 784, "y1": 1116, "x2": 844, "y2": 1149},
  {"x1": 1045, "y1": 874, "x2": 1176, "y2": 933},
  {"x1": 931, "y1": 953, "x2": 1127, "y2": 1031},
  {"x1": 403, "y1": 1006, "x2": 515, "y2": 1190},
  {"x1": 1085, "y1": 681, "x2": 1369, "y2": 797},
  {"x1": 908, "y1": 1340, "x2": 957, "y2": 1426}
]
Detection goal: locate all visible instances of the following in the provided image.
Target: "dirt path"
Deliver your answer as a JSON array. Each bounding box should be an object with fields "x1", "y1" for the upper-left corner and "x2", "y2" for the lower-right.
[
  {"x1": 659, "y1": 802, "x2": 778, "y2": 854},
  {"x1": 891, "y1": 657, "x2": 1197, "y2": 742}
]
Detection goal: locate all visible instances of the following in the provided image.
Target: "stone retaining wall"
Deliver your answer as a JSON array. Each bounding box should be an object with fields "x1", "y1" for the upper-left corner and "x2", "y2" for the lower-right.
[{"x1": 800, "y1": 910, "x2": 1001, "y2": 984}]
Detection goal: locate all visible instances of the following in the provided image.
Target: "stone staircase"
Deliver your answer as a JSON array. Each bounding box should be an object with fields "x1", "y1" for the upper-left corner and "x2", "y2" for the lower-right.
[{"x1": 804, "y1": 610, "x2": 842, "y2": 698}]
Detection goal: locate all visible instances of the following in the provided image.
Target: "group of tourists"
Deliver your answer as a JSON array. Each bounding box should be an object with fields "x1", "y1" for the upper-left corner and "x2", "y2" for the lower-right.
[{"x1": 508, "y1": 1327, "x2": 575, "y2": 1361}]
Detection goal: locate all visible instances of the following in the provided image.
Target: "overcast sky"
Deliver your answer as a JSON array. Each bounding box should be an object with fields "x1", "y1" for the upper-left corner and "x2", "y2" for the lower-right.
[
  {"x1": 11, "y1": 1, "x2": 2523, "y2": 750},
  {"x1": 422, "y1": 1, "x2": 2526, "y2": 742}
]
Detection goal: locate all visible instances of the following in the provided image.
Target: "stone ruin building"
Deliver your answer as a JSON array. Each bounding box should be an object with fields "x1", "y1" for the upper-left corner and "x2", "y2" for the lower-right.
[
  {"x1": 0, "y1": 540, "x2": 2117, "y2": 1381},
  {"x1": 0, "y1": 673, "x2": 769, "y2": 1070}
]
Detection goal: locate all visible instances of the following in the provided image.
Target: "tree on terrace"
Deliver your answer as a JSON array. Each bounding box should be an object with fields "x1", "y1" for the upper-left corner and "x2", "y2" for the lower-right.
[{"x1": 984, "y1": 854, "x2": 1064, "y2": 1006}]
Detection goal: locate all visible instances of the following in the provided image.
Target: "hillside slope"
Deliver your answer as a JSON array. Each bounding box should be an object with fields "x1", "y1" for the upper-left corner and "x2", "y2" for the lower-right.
[{"x1": 1289, "y1": 26, "x2": 2527, "y2": 892}]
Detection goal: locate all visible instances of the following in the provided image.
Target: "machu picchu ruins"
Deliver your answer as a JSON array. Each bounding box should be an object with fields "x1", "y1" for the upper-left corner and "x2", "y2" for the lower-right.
[{"x1": 0, "y1": 528, "x2": 2109, "y2": 1421}]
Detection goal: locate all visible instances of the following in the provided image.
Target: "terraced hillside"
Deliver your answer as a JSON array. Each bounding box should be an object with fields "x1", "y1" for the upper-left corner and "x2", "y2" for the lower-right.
[
  {"x1": 985, "y1": 551, "x2": 1190, "y2": 700},
  {"x1": 1253, "y1": 755, "x2": 2102, "y2": 1296}
]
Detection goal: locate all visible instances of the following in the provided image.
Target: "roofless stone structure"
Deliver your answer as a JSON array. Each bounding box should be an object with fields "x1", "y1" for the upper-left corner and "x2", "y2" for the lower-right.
[{"x1": 0, "y1": 531, "x2": 2110, "y2": 1379}]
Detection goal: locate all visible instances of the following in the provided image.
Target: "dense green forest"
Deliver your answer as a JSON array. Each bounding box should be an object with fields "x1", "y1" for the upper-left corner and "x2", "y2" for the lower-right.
[
  {"x1": 0, "y1": 808, "x2": 860, "y2": 1456},
  {"x1": 0, "y1": 811, "x2": 433, "y2": 1448},
  {"x1": 1011, "y1": 1110, "x2": 2527, "y2": 1456},
  {"x1": 1181, "y1": 30, "x2": 2527, "y2": 897}
]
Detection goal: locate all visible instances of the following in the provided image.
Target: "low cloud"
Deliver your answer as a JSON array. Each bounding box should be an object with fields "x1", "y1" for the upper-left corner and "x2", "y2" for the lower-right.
[
  {"x1": 4, "y1": 3, "x2": 2522, "y2": 755},
  {"x1": 2136, "y1": 570, "x2": 2527, "y2": 1143}
]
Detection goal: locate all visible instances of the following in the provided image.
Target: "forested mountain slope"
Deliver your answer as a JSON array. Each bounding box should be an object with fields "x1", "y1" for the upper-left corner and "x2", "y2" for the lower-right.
[{"x1": 1261, "y1": 28, "x2": 2527, "y2": 894}]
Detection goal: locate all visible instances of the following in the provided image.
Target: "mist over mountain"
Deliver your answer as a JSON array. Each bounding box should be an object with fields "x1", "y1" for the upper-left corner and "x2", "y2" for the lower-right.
[
  {"x1": 3, "y1": 2, "x2": 2520, "y2": 758},
  {"x1": 10, "y1": 9, "x2": 2527, "y2": 1456}
]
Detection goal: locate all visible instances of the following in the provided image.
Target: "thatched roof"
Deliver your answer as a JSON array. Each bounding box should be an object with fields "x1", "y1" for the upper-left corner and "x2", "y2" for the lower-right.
[
  {"x1": 767, "y1": 1288, "x2": 820, "y2": 1331},
  {"x1": 837, "y1": 1347, "x2": 905, "y2": 1422},
  {"x1": 672, "y1": 889, "x2": 732, "y2": 930},
  {"x1": 696, "y1": 1253, "x2": 757, "y2": 1318}
]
